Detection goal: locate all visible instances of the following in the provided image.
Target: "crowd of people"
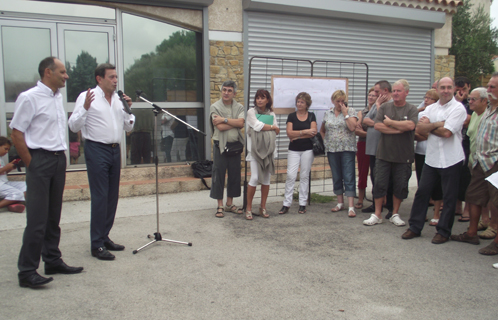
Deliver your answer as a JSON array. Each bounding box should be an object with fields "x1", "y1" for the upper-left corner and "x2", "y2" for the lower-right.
[
  {"x1": 5, "y1": 57, "x2": 498, "y2": 289},
  {"x1": 210, "y1": 74, "x2": 498, "y2": 270}
]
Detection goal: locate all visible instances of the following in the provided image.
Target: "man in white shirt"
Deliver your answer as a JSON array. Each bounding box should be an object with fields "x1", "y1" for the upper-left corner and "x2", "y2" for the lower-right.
[
  {"x1": 402, "y1": 77, "x2": 467, "y2": 244},
  {"x1": 11, "y1": 57, "x2": 83, "y2": 288},
  {"x1": 69, "y1": 64, "x2": 135, "y2": 260}
]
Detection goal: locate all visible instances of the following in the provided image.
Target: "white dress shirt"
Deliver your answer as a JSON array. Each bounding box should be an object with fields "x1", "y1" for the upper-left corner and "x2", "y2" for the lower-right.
[
  {"x1": 69, "y1": 85, "x2": 135, "y2": 144},
  {"x1": 419, "y1": 97, "x2": 467, "y2": 168},
  {"x1": 10, "y1": 81, "x2": 67, "y2": 151}
]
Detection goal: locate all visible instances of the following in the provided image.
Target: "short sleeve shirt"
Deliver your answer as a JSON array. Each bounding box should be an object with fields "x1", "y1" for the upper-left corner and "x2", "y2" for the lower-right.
[
  {"x1": 286, "y1": 112, "x2": 316, "y2": 151},
  {"x1": 375, "y1": 101, "x2": 418, "y2": 163},
  {"x1": 322, "y1": 107, "x2": 358, "y2": 153}
]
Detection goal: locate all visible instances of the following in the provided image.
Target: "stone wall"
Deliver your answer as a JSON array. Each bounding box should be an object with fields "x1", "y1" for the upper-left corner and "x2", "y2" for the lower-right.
[
  {"x1": 434, "y1": 55, "x2": 455, "y2": 80},
  {"x1": 209, "y1": 40, "x2": 244, "y2": 105}
]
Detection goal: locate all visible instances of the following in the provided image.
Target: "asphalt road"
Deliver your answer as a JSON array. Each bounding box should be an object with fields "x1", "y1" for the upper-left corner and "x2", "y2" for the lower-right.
[{"x1": 1, "y1": 180, "x2": 497, "y2": 319}]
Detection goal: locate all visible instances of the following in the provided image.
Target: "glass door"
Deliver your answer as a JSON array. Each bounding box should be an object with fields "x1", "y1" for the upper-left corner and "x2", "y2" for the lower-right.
[
  {"x1": 57, "y1": 23, "x2": 115, "y2": 167},
  {"x1": 0, "y1": 19, "x2": 57, "y2": 165}
]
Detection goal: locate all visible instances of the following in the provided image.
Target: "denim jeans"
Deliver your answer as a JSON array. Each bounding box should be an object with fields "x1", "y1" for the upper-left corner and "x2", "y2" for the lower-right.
[{"x1": 327, "y1": 151, "x2": 356, "y2": 197}]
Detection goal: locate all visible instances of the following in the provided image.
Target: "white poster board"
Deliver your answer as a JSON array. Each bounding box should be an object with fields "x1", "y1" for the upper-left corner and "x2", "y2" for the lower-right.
[{"x1": 271, "y1": 75, "x2": 348, "y2": 130}]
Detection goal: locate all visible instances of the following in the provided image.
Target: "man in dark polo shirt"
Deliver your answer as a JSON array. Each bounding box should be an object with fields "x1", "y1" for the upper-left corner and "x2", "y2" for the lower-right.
[{"x1": 363, "y1": 79, "x2": 418, "y2": 227}]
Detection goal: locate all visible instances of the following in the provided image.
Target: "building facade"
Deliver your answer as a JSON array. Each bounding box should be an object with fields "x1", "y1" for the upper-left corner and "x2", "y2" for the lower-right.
[{"x1": 0, "y1": 0, "x2": 465, "y2": 197}]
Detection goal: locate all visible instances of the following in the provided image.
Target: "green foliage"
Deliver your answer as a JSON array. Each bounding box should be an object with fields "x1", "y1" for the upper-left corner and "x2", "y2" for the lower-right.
[
  {"x1": 124, "y1": 30, "x2": 199, "y2": 101},
  {"x1": 66, "y1": 51, "x2": 98, "y2": 102},
  {"x1": 450, "y1": 1, "x2": 498, "y2": 87}
]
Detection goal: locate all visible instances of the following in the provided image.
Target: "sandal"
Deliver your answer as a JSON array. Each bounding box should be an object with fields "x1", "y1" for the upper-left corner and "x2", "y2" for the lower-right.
[
  {"x1": 278, "y1": 206, "x2": 289, "y2": 214},
  {"x1": 245, "y1": 211, "x2": 253, "y2": 220},
  {"x1": 354, "y1": 202, "x2": 363, "y2": 209},
  {"x1": 458, "y1": 216, "x2": 470, "y2": 222},
  {"x1": 298, "y1": 206, "x2": 306, "y2": 214},
  {"x1": 331, "y1": 203, "x2": 344, "y2": 212},
  {"x1": 253, "y1": 208, "x2": 269, "y2": 218},
  {"x1": 429, "y1": 218, "x2": 439, "y2": 226},
  {"x1": 215, "y1": 206, "x2": 224, "y2": 218},
  {"x1": 225, "y1": 204, "x2": 243, "y2": 214},
  {"x1": 478, "y1": 221, "x2": 490, "y2": 231},
  {"x1": 348, "y1": 207, "x2": 356, "y2": 218}
]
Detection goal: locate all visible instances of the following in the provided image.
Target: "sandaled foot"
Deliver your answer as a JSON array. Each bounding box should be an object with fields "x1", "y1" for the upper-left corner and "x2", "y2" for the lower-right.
[
  {"x1": 279, "y1": 206, "x2": 289, "y2": 214},
  {"x1": 429, "y1": 219, "x2": 439, "y2": 226},
  {"x1": 225, "y1": 204, "x2": 242, "y2": 214},
  {"x1": 331, "y1": 203, "x2": 344, "y2": 212},
  {"x1": 348, "y1": 207, "x2": 356, "y2": 218},
  {"x1": 458, "y1": 215, "x2": 470, "y2": 222},
  {"x1": 478, "y1": 241, "x2": 498, "y2": 255},
  {"x1": 478, "y1": 220, "x2": 490, "y2": 231},
  {"x1": 354, "y1": 202, "x2": 363, "y2": 209},
  {"x1": 254, "y1": 208, "x2": 269, "y2": 218},
  {"x1": 298, "y1": 206, "x2": 306, "y2": 214},
  {"x1": 479, "y1": 226, "x2": 498, "y2": 239},
  {"x1": 215, "y1": 206, "x2": 224, "y2": 218},
  {"x1": 245, "y1": 211, "x2": 253, "y2": 220}
]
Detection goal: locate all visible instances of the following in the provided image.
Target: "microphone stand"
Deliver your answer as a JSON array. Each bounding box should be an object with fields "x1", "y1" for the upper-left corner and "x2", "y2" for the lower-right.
[{"x1": 133, "y1": 91, "x2": 205, "y2": 254}]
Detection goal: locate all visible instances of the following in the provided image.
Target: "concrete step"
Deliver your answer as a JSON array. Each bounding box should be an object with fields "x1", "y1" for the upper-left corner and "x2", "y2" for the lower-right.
[{"x1": 8, "y1": 157, "x2": 333, "y2": 202}]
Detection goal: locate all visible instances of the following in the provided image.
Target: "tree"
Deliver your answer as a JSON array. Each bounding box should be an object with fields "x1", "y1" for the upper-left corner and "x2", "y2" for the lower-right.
[
  {"x1": 124, "y1": 30, "x2": 199, "y2": 102},
  {"x1": 450, "y1": 1, "x2": 498, "y2": 88},
  {"x1": 66, "y1": 51, "x2": 98, "y2": 102}
]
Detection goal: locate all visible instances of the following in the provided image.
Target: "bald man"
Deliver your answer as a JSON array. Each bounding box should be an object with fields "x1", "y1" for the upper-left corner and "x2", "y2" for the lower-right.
[{"x1": 402, "y1": 77, "x2": 467, "y2": 244}]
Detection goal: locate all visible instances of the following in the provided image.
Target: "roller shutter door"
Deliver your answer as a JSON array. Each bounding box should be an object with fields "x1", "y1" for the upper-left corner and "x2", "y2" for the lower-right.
[{"x1": 247, "y1": 11, "x2": 433, "y2": 107}]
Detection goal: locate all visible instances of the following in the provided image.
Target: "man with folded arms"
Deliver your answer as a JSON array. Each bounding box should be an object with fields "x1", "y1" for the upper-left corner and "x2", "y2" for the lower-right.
[
  {"x1": 11, "y1": 57, "x2": 83, "y2": 288},
  {"x1": 451, "y1": 73, "x2": 498, "y2": 256},
  {"x1": 69, "y1": 63, "x2": 135, "y2": 260},
  {"x1": 363, "y1": 79, "x2": 418, "y2": 227},
  {"x1": 402, "y1": 77, "x2": 467, "y2": 244}
]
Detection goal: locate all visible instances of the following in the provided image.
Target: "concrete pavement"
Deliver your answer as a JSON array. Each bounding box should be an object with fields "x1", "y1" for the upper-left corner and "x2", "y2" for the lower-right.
[{"x1": 1, "y1": 176, "x2": 497, "y2": 319}]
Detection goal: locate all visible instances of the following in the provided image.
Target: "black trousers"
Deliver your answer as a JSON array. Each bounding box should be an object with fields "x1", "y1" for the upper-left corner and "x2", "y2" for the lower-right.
[
  {"x1": 408, "y1": 161, "x2": 462, "y2": 238},
  {"x1": 18, "y1": 149, "x2": 66, "y2": 279},
  {"x1": 209, "y1": 142, "x2": 241, "y2": 200},
  {"x1": 85, "y1": 140, "x2": 121, "y2": 250}
]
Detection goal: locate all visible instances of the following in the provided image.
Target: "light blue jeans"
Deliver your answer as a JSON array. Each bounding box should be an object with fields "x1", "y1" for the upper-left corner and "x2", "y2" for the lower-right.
[{"x1": 327, "y1": 151, "x2": 356, "y2": 197}]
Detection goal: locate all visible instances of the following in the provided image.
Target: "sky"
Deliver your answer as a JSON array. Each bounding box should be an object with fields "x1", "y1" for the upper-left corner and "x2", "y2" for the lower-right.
[{"x1": 492, "y1": 0, "x2": 498, "y2": 30}]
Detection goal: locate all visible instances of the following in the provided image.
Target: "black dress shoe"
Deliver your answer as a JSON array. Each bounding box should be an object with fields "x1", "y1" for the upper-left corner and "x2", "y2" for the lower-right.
[
  {"x1": 45, "y1": 261, "x2": 84, "y2": 275},
  {"x1": 361, "y1": 204, "x2": 375, "y2": 213},
  {"x1": 104, "y1": 240, "x2": 125, "y2": 251},
  {"x1": 19, "y1": 273, "x2": 53, "y2": 288},
  {"x1": 92, "y1": 247, "x2": 115, "y2": 260}
]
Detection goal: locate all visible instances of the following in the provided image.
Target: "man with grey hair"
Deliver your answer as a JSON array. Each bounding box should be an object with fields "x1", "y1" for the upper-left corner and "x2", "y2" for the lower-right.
[
  {"x1": 363, "y1": 79, "x2": 418, "y2": 226},
  {"x1": 402, "y1": 77, "x2": 467, "y2": 244},
  {"x1": 451, "y1": 73, "x2": 498, "y2": 259},
  {"x1": 210, "y1": 80, "x2": 245, "y2": 218}
]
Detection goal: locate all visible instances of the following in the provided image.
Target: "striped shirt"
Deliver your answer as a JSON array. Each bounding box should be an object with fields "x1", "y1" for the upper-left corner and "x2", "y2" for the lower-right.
[{"x1": 474, "y1": 104, "x2": 498, "y2": 172}]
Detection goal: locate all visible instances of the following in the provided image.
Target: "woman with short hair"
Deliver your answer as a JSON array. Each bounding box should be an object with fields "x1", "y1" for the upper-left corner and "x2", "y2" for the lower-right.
[
  {"x1": 320, "y1": 90, "x2": 358, "y2": 217},
  {"x1": 279, "y1": 92, "x2": 317, "y2": 215}
]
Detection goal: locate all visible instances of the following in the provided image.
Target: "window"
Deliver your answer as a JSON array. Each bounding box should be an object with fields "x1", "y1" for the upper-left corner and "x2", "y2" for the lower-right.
[{"x1": 122, "y1": 13, "x2": 203, "y2": 102}]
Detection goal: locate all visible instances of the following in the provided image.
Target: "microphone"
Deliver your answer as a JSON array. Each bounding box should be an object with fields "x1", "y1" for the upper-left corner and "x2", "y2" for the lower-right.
[{"x1": 117, "y1": 90, "x2": 133, "y2": 114}]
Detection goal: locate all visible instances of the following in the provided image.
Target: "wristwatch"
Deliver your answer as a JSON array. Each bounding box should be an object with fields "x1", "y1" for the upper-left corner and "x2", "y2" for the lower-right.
[
  {"x1": 344, "y1": 115, "x2": 350, "y2": 120},
  {"x1": 224, "y1": 118, "x2": 228, "y2": 123}
]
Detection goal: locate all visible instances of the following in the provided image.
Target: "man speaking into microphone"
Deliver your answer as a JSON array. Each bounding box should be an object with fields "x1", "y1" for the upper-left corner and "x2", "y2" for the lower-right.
[{"x1": 69, "y1": 63, "x2": 135, "y2": 260}]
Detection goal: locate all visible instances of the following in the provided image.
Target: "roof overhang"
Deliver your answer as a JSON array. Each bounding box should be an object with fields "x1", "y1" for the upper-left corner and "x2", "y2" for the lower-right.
[{"x1": 243, "y1": 0, "x2": 446, "y2": 29}]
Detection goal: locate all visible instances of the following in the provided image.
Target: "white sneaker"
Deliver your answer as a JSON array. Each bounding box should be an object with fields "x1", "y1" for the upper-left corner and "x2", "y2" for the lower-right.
[
  {"x1": 389, "y1": 213, "x2": 406, "y2": 226},
  {"x1": 493, "y1": 263, "x2": 498, "y2": 269},
  {"x1": 363, "y1": 214, "x2": 382, "y2": 226}
]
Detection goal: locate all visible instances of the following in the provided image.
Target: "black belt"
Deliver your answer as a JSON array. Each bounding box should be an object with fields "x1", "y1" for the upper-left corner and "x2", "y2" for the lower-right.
[
  {"x1": 87, "y1": 140, "x2": 119, "y2": 148},
  {"x1": 29, "y1": 148, "x2": 65, "y2": 155}
]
